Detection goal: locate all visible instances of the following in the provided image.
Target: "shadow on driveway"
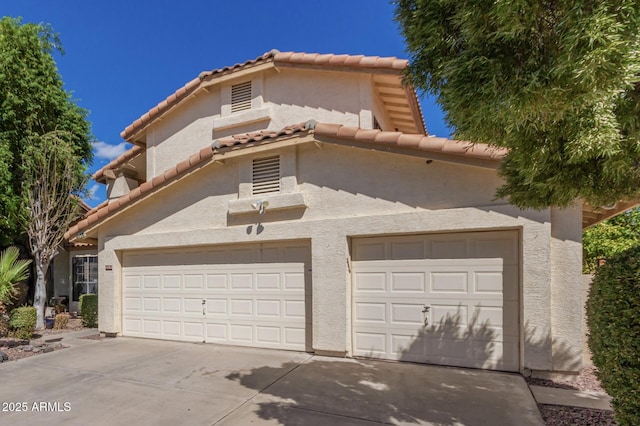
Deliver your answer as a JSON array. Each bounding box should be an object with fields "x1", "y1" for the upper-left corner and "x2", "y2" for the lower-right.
[{"x1": 224, "y1": 356, "x2": 542, "y2": 425}]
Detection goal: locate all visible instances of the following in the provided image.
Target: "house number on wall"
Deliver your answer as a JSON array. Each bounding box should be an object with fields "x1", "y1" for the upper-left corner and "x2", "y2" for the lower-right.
[{"x1": 105, "y1": 265, "x2": 113, "y2": 271}]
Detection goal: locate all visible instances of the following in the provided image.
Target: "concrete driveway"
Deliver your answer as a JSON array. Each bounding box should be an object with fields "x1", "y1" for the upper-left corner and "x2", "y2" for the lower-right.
[{"x1": 0, "y1": 336, "x2": 543, "y2": 425}]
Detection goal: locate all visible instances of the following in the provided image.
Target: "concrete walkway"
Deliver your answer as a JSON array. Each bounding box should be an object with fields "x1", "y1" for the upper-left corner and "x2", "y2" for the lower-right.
[
  {"x1": 529, "y1": 385, "x2": 613, "y2": 411},
  {"x1": 0, "y1": 334, "x2": 544, "y2": 426}
]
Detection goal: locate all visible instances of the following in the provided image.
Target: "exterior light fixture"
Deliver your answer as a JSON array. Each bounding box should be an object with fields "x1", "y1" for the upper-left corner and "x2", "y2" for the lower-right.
[{"x1": 251, "y1": 200, "x2": 269, "y2": 215}]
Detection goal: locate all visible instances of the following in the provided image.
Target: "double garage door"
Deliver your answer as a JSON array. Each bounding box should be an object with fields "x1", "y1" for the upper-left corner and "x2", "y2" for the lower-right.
[
  {"x1": 122, "y1": 241, "x2": 311, "y2": 351},
  {"x1": 122, "y1": 231, "x2": 519, "y2": 371}
]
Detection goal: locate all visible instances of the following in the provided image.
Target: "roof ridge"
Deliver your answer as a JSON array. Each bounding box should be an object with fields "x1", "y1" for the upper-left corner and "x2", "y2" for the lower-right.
[{"x1": 120, "y1": 50, "x2": 412, "y2": 141}]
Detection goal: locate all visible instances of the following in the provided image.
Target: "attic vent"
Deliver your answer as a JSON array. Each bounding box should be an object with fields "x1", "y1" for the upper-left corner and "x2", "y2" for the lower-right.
[
  {"x1": 231, "y1": 81, "x2": 252, "y2": 113},
  {"x1": 252, "y1": 156, "x2": 280, "y2": 195}
]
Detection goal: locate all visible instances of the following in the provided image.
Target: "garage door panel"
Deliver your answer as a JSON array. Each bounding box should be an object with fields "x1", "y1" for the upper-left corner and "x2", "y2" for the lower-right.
[
  {"x1": 183, "y1": 298, "x2": 203, "y2": 314},
  {"x1": 205, "y1": 298, "x2": 227, "y2": 315},
  {"x1": 283, "y1": 272, "x2": 305, "y2": 290},
  {"x1": 352, "y1": 231, "x2": 519, "y2": 372},
  {"x1": 354, "y1": 302, "x2": 387, "y2": 322},
  {"x1": 162, "y1": 298, "x2": 181, "y2": 312},
  {"x1": 354, "y1": 331, "x2": 387, "y2": 355},
  {"x1": 256, "y1": 299, "x2": 281, "y2": 317},
  {"x1": 284, "y1": 327, "x2": 306, "y2": 346},
  {"x1": 256, "y1": 274, "x2": 280, "y2": 289},
  {"x1": 124, "y1": 275, "x2": 141, "y2": 289},
  {"x1": 256, "y1": 326, "x2": 280, "y2": 344},
  {"x1": 123, "y1": 296, "x2": 142, "y2": 312},
  {"x1": 143, "y1": 275, "x2": 161, "y2": 289},
  {"x1": 205, "y1": 323, "x2": 227, "y2": 340},
  {"x1": 122, "y1": 242, "x2": 309, "y2": 350},
  {"x1": 431, "y1": 272, "x2": 467, "y2": 293},
  {"x1": 143, "y1": 319, "x2": 161, "y2": 335},
  {"x1": 183, "y1": 321, "x2": 204, "y2": 339},
  {"x1": 206, "y1": 274, "x2": 227, "y2": 289},
  {"x1": 390, "y1": 272, "x2": 426, "y2": 292},
  {"x1": 184, "y1": 275, "x2": 204, "y2": 289},
  {"x1": 284, "y1": 300, "x2": 305, "y2": 318},
  {"x1": 163, "y1": 275, "x2": 181, "y2": 289},
  {"x1": 163, "y1": 321, "x2": 181, "y2": 336},
  {"x1": 143, "y1": 297, "x2": 161, "y2": 312},
  {"x1": 390, "y1": 303, "x2": 423, "y2": 324},
  {"x1": 230, "y1": 274, "x2": 252, "y2": 289}
]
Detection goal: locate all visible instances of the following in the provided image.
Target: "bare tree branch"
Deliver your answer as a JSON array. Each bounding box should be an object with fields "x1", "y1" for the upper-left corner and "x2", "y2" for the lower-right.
[{"x1": 24, "y1": 131, "x2": 85, "y2": 329}]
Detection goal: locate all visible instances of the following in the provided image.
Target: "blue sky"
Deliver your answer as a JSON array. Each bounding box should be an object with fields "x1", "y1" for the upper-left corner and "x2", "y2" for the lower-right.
[{"x1": 3, "y1": 0, "x2": 450, "y2": 207}]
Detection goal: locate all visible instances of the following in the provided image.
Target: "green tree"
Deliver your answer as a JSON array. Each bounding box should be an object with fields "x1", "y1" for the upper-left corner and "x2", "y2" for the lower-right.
[
  {"x1": 583, "y1": 208, "x2": 640, "y2": 272},
  {"x1": 0, "y1": 17, "x2": 92, "y2": 247},
  {"x1": 395, "y1": 1, "x2": 640, "y2": 209}
]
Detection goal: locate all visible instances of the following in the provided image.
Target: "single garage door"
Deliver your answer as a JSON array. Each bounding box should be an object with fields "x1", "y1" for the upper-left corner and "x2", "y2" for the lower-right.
[
  {"x1": 122, "y1": 241, "x2": 311, "y2": 351},
  {"x1": 352, "y1": 231, "x2": 519, "y2": 371}
]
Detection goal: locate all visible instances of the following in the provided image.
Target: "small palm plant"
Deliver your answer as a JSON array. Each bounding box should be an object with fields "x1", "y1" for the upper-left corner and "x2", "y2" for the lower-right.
[{"x1": 0, "y1": 247, "x2": 32, "y2": 336}]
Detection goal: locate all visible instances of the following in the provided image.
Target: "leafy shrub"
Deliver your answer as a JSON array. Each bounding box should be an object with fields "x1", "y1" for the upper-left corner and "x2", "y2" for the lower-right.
[
  {"x1": 587, "y1": 245, "x2": 640, "y2": 425},
  {"x1": 79, "y1": 294, "x2": 98, "y2": 328},
  {"x1": 8, "y1": 306, "x2": 36, "y2": 340},
  {"x1": 53, "y1": 313, "x2": 69, "y2": 330}
]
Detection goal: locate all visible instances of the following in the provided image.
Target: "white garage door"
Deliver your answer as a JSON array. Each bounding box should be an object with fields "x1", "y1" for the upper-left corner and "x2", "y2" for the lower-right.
[
  {"x1": 352, "y1": 231, "x2": 519, "y2": 371},
  {"x1": 122, "y1": 242, "x2": 311, "y2": 351}
]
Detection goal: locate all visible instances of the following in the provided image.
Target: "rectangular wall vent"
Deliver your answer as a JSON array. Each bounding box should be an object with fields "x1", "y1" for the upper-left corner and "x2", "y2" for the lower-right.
[
  {"x1": 231, "y1": 81, "x2": 252, "y2": 113},
  {"x1": 252, "y1": 156, "x2": 280, "y2": 195}
]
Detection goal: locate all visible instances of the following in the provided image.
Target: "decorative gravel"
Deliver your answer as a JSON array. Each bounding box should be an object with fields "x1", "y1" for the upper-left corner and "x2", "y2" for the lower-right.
[
  {"x1": 539, "y1": 404, "x2": 616, "y2": 425},
  {"x1": 527, "y1": 366, "x2": 606, "y2": 393},
  {"x1": 527, "y1": 367, "x2": 617, "y2": 425}
]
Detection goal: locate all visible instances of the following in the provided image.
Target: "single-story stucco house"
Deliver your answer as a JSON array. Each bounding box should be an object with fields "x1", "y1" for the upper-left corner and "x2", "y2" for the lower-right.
[{"x1": 63, "y1": 50, "x2": 634, "y2": 377}]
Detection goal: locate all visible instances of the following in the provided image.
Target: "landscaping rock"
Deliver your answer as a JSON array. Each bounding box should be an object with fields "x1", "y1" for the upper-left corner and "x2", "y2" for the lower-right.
[
  {"x1": 21, "y1": 345, "x2": 33, "y2": 352},
  {"x1": 0, "y1": 338, "x2": 29, "y2": 348},
  {"x1": 0, "y1": 350, "x2": 8, "y2": 362},
  {"x1": 42, "y1": 346, "x2": 53, "y2": 353}
]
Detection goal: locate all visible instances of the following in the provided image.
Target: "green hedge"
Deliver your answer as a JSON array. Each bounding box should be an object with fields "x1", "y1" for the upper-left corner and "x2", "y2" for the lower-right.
[
  {"x1": 79, "y1": 294, "x2": 98, "y2": 328},
  {"x1": 587, "y1": 245, "x2": 640, "y2": 425},
  {"x1": 9, "y1": 306, "x2": 36, "y2": 340}
]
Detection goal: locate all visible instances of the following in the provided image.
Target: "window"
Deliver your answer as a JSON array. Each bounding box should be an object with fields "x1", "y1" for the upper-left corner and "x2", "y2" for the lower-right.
[
  {"x1": 72, "y1": 255, "x2": 98, "y2": 301},
  {"x1": 231, "y1": 81, "x2": 252, "y2": 113},
  {"x1": 252, "y1": 155, "x2": 280, "y2": 195}
]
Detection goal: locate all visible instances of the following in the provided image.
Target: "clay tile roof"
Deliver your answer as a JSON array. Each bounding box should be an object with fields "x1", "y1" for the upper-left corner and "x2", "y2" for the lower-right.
[
  {"x1": 92, "y1": 145, "x2": 145, "y2": 181},
  {"x1": 313, "y1": 123, "x2": 508, "y2": 161},
  {"x1": 212, "y1": 122, "x2": 311, "y2": 149},
  {"x1": 121, "y1": 50, "x2": 411, "y2": 141}
]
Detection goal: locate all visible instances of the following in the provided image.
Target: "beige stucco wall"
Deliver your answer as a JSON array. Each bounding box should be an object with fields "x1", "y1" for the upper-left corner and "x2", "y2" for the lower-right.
[
  {"x1": 53, "y1": 248, "x2": 71, "y2": 299},
  {"x1": 95, "y1": 141, "x2": 583, "y2": 373},
  {"x1": 144, "y1": 68, "x2": 383, "y2": 179},
  {"x1": 550, "y1": 206, "x2": 584, "y2": 372}
]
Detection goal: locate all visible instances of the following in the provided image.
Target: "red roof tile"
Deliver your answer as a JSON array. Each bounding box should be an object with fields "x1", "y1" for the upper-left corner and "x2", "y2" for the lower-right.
[
  {"x1": 66, "y1": 122, "x2": 503, "y2": 240},
  {"x1": 120, "y1": 50, "x2": 412, "y2": 141},
  {"x1": 313, "y1": 123, "x2": 508, "y2": 161},
  {"x1": 92, "y1": 145, "x2": 145, "y2": 182}
]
